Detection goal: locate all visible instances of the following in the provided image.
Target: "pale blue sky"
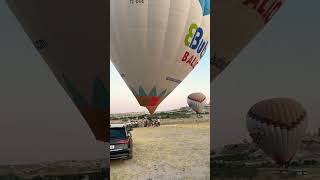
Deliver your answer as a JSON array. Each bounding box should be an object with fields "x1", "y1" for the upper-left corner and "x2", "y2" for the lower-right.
[{"x1": 110, "y1": 47, "x2": 210, "y2": 113}]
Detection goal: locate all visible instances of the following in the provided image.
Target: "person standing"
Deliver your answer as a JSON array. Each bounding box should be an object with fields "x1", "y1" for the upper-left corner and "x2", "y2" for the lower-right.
[{"x1": 144, "y1": 118, "x2": 148, "y2": 127}]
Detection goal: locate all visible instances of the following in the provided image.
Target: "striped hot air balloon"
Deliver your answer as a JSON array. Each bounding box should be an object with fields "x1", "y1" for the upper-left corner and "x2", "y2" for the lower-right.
[
  {"x1": 187, "y1": 92, "x2": 206, "y2": 114},
  {"x1": 247, "y1": 98, "x2": 308, "y2": 167},
  {"x1": 110, "y1": 0, "x2": 210, "y2": 115}
]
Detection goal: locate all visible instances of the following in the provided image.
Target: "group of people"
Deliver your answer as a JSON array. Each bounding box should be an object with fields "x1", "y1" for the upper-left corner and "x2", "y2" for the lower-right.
[
  {"x1": 148, "y1": 117, "x2": 160, "y2": 127},
  {"x1": 126, "y1": 117, "x2": 160, "y2": 128}
]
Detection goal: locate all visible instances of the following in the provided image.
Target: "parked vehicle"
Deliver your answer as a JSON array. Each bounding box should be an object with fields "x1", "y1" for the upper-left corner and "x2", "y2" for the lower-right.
[{"x1": 110, "y1": 124, "x2": 133, "y2": 160}]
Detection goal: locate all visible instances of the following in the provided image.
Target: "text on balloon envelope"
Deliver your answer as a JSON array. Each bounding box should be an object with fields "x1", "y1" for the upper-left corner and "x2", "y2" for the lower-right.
[
  {"x1": 181, "y1": 51, "x2": 199, "y2": 69},
  {"x1": 129, "y1": 0, "x2": 144, "y2": 4},
  {"x1": 184, "y1": 23, "x2": 208, "y2": 58},
  {"x1": 242, "y1": 0, "x2": 283, "y2": 24}
]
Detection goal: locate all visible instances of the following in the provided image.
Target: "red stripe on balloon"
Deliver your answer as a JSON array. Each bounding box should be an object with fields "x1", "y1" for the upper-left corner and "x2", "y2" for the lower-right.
[{"x1": 149, "y1": 96, "x2": 160, "y2": 106}]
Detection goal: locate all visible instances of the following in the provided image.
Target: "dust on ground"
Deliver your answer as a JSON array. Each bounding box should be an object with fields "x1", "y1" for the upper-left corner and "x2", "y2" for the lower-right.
[{"x1": 110, "y1": 121, "x2": 210, "y2": 180}]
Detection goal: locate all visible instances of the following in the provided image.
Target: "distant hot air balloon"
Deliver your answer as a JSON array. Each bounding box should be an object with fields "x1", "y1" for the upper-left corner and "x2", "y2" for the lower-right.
[
  {"x1": 187, "y1": 92, "x2": 206, "y2": 114},
  {"x1": 212, "y1": 0, "x2": 285, "y2": 80},
  {"x1": 247, "y1": 98, "x2": 307, "y2": 167},
  {"x1": 110, "y1": 0, "x2": 210, "y2": 115},
  {"x1": 6, "y1": 0, "x2": 109, "y2": 142}
]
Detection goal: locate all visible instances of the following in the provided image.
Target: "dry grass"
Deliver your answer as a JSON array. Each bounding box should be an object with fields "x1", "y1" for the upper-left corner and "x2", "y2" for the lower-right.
[{"x1": 110, "y1": 121, "x2": 210, "y2": 180}]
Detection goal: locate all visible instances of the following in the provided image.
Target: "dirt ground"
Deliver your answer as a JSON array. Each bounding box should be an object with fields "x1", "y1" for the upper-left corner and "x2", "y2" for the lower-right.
[
  {"x1": 213, "y1": 168, "x2": 320, "y2": 180},
  {"x1": 110, "y1": 121, "x2": 210, "y2": 180}
]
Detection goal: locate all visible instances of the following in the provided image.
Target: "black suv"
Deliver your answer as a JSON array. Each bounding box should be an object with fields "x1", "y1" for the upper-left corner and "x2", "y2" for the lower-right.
[{"x1": 110, "y1": 124, "x2": 133, "y2": 160}]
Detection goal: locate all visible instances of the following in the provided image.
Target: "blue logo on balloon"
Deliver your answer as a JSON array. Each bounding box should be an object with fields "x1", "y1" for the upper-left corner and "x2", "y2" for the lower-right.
[{"x1": 184, "y1": 23, "x2": 208, "y2": 58}]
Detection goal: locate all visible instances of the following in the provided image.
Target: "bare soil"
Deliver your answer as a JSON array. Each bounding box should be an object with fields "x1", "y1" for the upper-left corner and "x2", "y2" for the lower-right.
[{"x1": 110, "y1": 121, "x2": 210, "y2": 180}]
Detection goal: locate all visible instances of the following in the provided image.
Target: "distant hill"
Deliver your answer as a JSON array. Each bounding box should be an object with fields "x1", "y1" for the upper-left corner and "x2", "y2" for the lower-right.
[{"x1": 110, "y1": 104, "x2": 210, "y2": 121}]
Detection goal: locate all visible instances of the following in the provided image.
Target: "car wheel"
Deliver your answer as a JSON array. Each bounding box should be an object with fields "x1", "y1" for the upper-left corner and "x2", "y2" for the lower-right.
[{"x1": 127, "y1": 149, "x2": 133, "y2": 159}]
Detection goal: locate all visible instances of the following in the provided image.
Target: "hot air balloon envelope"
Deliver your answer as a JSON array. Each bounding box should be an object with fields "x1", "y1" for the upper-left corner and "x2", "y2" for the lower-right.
[
  {"x1": 247, "y1": 98, "x2": 307, "y2": 166},
  {"x1": 187, "y1": 92, "x2": 206, "y2": 114},
  {"x1": 110, "y1": 0, "x2": 210, "y2": 114},
  {"x1": 6, "y1": 0, "x2": 109, "y2": 142},
  {"x1": 212, "y1": 0, "x2": 285, "y2": 80}
]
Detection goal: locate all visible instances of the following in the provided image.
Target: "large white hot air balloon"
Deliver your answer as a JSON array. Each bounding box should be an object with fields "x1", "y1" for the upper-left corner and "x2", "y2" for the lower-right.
[
  {"x1": 247, "y1": 98, "x2": 307, "y2": 167},
  {"x1": 187, "y1": 92, "x2": 206, "y2": 114},
  {"x1": 6, "y1": 0, "x2": 109, "y2": 142},
  {"x1": 212, "y1": 0, "x2": 285, "y2": 80},
  {"x1": 110, "y1": 0, "x2": 210, "y2": 114}
]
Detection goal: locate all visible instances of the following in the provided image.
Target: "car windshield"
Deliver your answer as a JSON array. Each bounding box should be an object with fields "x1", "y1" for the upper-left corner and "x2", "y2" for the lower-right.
[{"x1": 110, "y1": 127, "x2": 126, "y2": 139}]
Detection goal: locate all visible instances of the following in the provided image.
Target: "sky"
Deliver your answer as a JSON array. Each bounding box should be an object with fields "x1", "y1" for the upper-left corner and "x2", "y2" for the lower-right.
[
  {"x1": 211, "y1": 0, "x2": 320, "y2": 149},
  {"x1": 110, "y1": 48, "x2": 210, "y2": 114},
  {"x1": 0, "y1": 1, "x2": 106, "y2": 164}
]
